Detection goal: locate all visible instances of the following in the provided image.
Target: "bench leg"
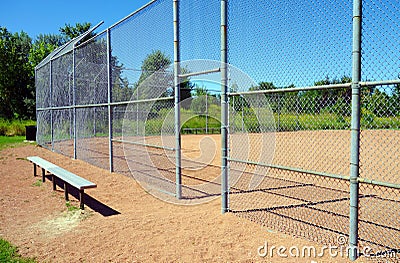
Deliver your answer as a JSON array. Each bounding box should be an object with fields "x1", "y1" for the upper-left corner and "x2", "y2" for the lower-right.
[
  {"x1": 42, "y1": 168, "x2": 45, "y2": 182},
  {"x1": 64, "y1": 183, "x2": 69, "y2": 201},
  {"x1": 79, "y1": 189, "x2": 85, "y2": 210},
  {"x1": 52, "y1": 175, "x2": 56, "y2": 190},
  {"x1": 33, "y1": 164, "x2": 37, "y2": 177}
]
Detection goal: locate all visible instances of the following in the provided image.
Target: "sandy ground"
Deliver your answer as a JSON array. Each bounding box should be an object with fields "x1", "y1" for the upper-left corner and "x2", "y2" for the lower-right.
[{"x1": 0, "y1": 143, "x2": 364, "y2": 262}]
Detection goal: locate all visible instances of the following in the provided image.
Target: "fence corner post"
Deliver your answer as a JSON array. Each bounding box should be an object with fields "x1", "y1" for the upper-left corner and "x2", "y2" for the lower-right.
[
  {"x1": 173, "y1": 0, "x2": 182, "y2": 199},
  {"x1": 221, "y1": 0, "x2": 229, "y2": 214},
  {"x1": 107, "y1": 28, "x2": 114, "y2": 173},
  {"x1": 349, "y1": 0, "x2": 362, "y2": 260}
]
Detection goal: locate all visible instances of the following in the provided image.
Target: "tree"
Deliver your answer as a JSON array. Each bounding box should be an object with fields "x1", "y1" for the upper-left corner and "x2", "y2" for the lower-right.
[
  {"x1": 0, "y1": 27, "x2": 33, "y2": 119},
  {"x1": 191, "y1": 85, "x2": 218, "y2": 114},
  {"x1": 193, "y1": 85, "x2": 208, "y2": 96},
  {"x1": 135, "y1": 50, "x2": 172, "y2": 98},
  {"x1": 249, "y1": 81, "x2": 275, "y2": 91},
  {"x1": 368, "y1": 89, "x2": 393, "y2": 117},
  {"x1": 35, "y1": 33, "x2": 67, "y2": 47},
  {"x1": 60, "y1": 22, "x2": 91, "y2": 40},
  {"x1": 135, "y1": 50, "x2": 193, "y2": 108},
  {"x1": 0, "y1": 23, "x2": 94, "y2": 120},
  {"x1": 299, "y1": 75, "x2": 352, "y2": 114}
]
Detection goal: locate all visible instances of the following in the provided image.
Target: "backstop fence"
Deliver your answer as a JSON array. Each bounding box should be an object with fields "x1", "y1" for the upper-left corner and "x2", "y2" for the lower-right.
[{"x1": 35, "y1": 0, "x2": 400, "y2": 260}]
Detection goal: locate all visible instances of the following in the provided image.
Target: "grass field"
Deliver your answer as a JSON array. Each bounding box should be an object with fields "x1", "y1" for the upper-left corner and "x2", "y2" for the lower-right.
[
  {"x1": 0, "y1": 136, "x2": 30, "y2": 151},
  {"x1": 0, "y1": 238, "x2": 36, "y2": 263}
]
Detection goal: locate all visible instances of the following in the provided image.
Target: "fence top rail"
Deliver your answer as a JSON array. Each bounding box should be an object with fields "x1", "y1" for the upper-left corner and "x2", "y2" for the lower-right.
[
  {"x1": 360, "y1": 79, "x2": 400, "y2": 87},
  {"x1": 109, "y1": 0, "x2": 158, "y2": 30},
  {"x1": 228, "y1": 83, "x2": 352, "y2": 97},
  {"x1": 35, "y1": 21, "x2": 104, "y2": 70},
  {"x1": 228, "y1": 79, "x2": 400, "y2": 97},
  {"x1": 36, "y1": 96, "x2": 174, "y2": 111}
]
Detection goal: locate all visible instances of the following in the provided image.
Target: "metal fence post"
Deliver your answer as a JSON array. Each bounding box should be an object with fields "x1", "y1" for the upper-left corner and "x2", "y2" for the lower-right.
[
  {"x1": 72, "y1": 47, "x2": 77, "y2": 159},
  {"x1": 206, "y1": 92, "x2": 208, "y2": 134},
  {"x1": 221, "y1": 0, "x2": 229, "y2": 214},
  {"x1": 50, "y1": 60, "x2": 54, "y2": 151},
  {"x1": 107, "y1": 28, "x2": 114, "y2": 173},
  {"x1": 349, "y1": 0, "x2": 362, "y2": 260},
  {"x1": 173, "y1": 0, "x2": 182, "y2": 199}
]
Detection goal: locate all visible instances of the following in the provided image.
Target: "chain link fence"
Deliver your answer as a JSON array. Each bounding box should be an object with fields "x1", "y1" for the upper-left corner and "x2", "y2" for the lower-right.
[
  {"x1": 34, "y1": 0, "x2": 400, "y2": 260},
  {"x1": 357, "y1": 0, "x2": 400, "y2": 258},
  {"x1": 227, "y1": 0, "x2": 400, "y2": 260}
]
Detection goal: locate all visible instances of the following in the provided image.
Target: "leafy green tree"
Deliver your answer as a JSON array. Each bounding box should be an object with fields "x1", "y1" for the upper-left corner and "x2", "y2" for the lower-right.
[
  {"x1": 60, "y1": 22, "x2": 91, "y2": 40},
  {"x1": 229, "y1": 83, "x2": 247, "y2": 111},
  {"x1": 193, "y1": 85, "x2": 208, "y2": 96},
  {"x1": 300, "y1": 75, "x2": 351, "y2": 114},
  {"x1": 367, "y1": 89, "x2": 393, "y2": 117},
  {"x1": 135, "y1": 50, "x2": 172, "y2": 98},
  {"x1": 0, "y1": 23, "x2": 94, "y2": 120},
  {"x1": 191, "y1": 85, "x2": 218, "y2": 114},
  {"x1": 35, "y1": 33, "x2": 67, "y2": 47},
  {"x1": 0, "y1": 27, "x2": 33, "y2": 119},
  {"x1": 135, "y1": 50, "x2": 193, "y2": 108},
  {"x1": 392, "y1": 84, "x2": 400, "y2": 115},
  {"x1": 249, "y1": 81, "x2": 275, "y2": 91}
]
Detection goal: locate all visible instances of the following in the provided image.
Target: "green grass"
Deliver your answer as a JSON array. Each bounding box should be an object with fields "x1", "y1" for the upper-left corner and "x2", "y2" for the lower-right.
[
  {"x1": 32, "y1": 179, "x2": 43, "y2": 187},
  {"x1": 0, "y1": 136, "x2": 28, "y2": 151},
  {"x1": 0, "y1": 238, "x2": 36, "y2": 263},
  {"x1": 66, "y1": 201, "x2": 80, "y2": 212},
  {"x1": 0, "y1": 119, "x2": 36, "y2": 136}
]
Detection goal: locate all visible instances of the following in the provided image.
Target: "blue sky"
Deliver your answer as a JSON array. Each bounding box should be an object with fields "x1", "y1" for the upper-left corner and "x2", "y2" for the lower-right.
[
  {"x1": 3, "y1": 0, "x2": 398, "y2": 90},
  {"x1": 1, "y1": 0, "x2": 149, "y2": 39}
]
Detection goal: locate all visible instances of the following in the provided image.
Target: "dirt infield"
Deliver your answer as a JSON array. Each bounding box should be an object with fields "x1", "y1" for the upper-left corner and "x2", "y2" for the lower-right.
[{"x1": 0, "y1": 142, "x2": 364, "y2": 262}]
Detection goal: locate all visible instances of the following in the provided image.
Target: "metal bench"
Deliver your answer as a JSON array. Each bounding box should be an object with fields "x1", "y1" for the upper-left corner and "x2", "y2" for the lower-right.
[{"x1": 27, "y1": 156, "x2": 97, "y2": 209}]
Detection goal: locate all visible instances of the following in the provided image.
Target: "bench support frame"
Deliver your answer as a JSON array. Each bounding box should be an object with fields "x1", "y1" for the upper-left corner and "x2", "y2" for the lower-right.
[{"x1": 28, "y1": 157, "x2": 96, "y2": 210}]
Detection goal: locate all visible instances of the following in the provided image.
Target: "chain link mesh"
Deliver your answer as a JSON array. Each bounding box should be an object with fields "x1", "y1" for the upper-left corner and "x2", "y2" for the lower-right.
[
  {"x1": 229, "y1": 88, "x2": 352, "y2": 245},
  {"x1": 227, "y1": 0, "x2": 400, "y2": 259},
  {"x1": 227, "y1": 0, "x2": 354, "y2": 247},
  {"x1": 50, "y1": 52, "x2": 73, "y2": 157},
  {"x1": 228, "y1": 0, "x2": 352, "y2": 88},
  {"x1": 178, "y1": 0, "x2": 222, "y2": 200},
  {"x1": 74, "y1": 32, "x2": 109, "y2": 169},
  {"x1": 35, "y1": 63, "x2": 51, "y2": 148},
  {"x1": 357, "y1": 0, "x2": 400, "y2": 259},
  {"x1": 108, "y1": 0, "x2": 178, "y2": 196}
]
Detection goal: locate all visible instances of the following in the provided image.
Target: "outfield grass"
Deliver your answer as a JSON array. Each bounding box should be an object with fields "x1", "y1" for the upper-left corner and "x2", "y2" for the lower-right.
[{"x1": 0, "y1": 238, "x2": 36, "y2": 263}]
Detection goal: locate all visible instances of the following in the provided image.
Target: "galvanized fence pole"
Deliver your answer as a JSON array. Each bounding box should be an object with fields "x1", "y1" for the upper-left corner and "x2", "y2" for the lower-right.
[
  {"x1": 35, "y1": 68, "x2": 38, "y2": 142},
  {"x1": 49, "y1": 60, "x2": 54, "y2": 151},
  {"x1": 205, "y1": 92, "x2": 208, "y2": 134},
  {"x1": 68, "y1": 73, "x2": 72, "y2": 139},
  {"x1": 221, "y1": 0, "x2": 229, "y2": 214},
  {"x1": 72, "y1": 47, "x2": 77, "y2": 159},
  {"x1": 349, "y1": 0, "x2": 362, "y2": 260},
  {"x1": 107, "y1": 28, "x2": 114, "y2": 173},
  {"x1": 136, "y1": 86, "x2": 139, "y2": 136},
  {"x1": 173, "y1": 0, "x2": 182, "y2": 199},
  {"x1": 93, "y1": 87, "x2": 96, "y2": 137}
]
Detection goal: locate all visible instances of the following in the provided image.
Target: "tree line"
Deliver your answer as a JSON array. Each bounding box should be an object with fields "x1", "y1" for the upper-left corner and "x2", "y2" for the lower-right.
[
  {"x1": 2, "y1": 22, "x2": 399, "y2": 124},
  {"x1": 232, "y1": 76, "x2": 400, "y2": 119},
  {"x1": 0, "y1": 23, "x2": 91, "y2": 120}
]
